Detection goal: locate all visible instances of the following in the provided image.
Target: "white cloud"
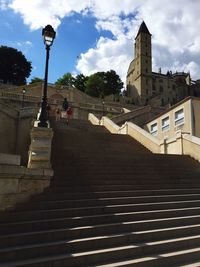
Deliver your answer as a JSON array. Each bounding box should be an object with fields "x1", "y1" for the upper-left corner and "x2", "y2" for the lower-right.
[
  {"x1": 25, "y1": 41, "x2": 32, "y2": 46},
  {"x1": 7, "y1": 0, "x2": 200, "y2": 81},
  {"x1": 0, "y1": 0, "x2": 11, "y2": 10},
  {"x1": 76, "y1": 36, "x2": 132, "y2": 85}
]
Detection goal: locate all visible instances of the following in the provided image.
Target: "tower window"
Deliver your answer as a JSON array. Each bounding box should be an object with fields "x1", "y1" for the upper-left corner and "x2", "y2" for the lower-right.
[
  {"x1": 159, "y1": 86, "x2": 163, "y2": 92},
  {"x1": 146, "y1": 68, "x2": 148, "y2": 73}
]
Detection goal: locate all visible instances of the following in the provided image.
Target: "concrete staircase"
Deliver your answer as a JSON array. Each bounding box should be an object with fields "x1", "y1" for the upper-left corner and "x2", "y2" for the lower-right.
[{"x1": 1, "y1": 119, "x2": 200, "y2": 266}]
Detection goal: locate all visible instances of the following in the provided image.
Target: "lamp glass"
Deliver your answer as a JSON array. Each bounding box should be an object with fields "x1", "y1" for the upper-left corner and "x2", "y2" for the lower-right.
[
  {"x1": 43, "y1": 35, "x2": 54, "y2": 46},
  {"x1": 42, "y1": 25, "x2": 56, "y2": 47}
]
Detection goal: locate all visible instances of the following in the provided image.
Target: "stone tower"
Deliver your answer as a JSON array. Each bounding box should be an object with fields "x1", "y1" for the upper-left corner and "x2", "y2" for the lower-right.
[{"x1": 127, "y1": 21, "x2": 152, "y2": 105}]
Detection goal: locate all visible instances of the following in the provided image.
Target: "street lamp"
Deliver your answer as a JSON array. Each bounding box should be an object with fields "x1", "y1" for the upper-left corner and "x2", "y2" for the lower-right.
[
  {"x1": 102, "y1": 100, "x2": 105, "y2": 117},
  {"x1": 38, "y1": 24, "x2": 56, "y2": 127},
  {"x1": 22, "y1": 88, "x2": 26, "y2": 108}
]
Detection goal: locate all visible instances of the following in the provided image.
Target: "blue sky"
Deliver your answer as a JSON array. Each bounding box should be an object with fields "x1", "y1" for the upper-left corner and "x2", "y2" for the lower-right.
[
  {"x1": 0, "y1": 8, "x2": 106, "y2": 83},
  {"x1": 1, "y1": 0, "x2": 200, "y2": 85}
]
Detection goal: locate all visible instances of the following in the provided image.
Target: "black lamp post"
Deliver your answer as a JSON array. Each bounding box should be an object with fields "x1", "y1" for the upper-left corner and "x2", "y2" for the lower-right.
[
  {"x1": 102, "y1": 100, "x2": 105, "y2": 117},
  {"x1": 22, "y1": 88, "x2": 26, "y2": 108},
  {"x1": 38, "y1": 24, "x2": 56, "y2": 127}
]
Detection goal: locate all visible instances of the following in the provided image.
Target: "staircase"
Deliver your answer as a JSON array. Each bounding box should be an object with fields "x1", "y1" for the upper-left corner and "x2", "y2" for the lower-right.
[{"x1": 1, "y1": 119, "x2": 200, "y2": 266}]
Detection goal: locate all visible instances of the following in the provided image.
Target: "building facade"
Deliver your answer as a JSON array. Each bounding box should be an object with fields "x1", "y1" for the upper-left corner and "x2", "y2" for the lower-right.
[
  {"x1": 126, "y1": 22, "x2": 192, "y2": 106},
  {"x1": 145, "y1": 96, "x2": 200, "y2": 139}
]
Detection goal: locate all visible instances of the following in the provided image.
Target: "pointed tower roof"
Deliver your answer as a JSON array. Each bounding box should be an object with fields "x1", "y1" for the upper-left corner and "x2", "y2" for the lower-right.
[{"x1": 135, "y1": 21, "x2": 151, "y2": 39}]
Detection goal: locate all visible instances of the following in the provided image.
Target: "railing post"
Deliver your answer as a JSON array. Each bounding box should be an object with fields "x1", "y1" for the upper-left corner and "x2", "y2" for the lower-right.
[{"x1": 28, "y1": 127, "x2": 53, "y2": 169}]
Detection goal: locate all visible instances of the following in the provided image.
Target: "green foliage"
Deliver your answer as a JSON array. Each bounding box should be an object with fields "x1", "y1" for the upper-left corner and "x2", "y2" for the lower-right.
[
  {"x1": 30, "y1": 77, "x2": 43, "y2": 84},
  {"x1": 74, "y1": 74, "x2": 88, "y2": 92},
  {"x1": 0, "y1": 46, "x2": 32, "y2": 85},
  {"x1": 55, "y1": 72, "x2": 75, "y2": 86},
  {"x1": 104, "y1": 70, "x2": 123, "y2": 96},
  {"x1": 85, "y1": 70, "x2": 123, "y2": 98},
  {"x1": 55, "y1": 70, "x2": 124, "y2": 98},
  {"x1": 85, "y1": 72, "x2": 105, "y2": 97},
  {"x1": 106, "y1": 113, "x2": 114, "y2": 119}
]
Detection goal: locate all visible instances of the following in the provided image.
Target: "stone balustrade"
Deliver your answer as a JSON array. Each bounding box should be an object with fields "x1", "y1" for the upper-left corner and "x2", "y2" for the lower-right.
[{"x1": 89, "y1": 113, "x2": 200, "y2": 162}]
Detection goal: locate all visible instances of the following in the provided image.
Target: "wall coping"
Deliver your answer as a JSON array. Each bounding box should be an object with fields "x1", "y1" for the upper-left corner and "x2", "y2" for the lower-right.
[
  {"x1": 0, "y1": 153, "x2": 21, "y2": 166},
  {"x1": 0, "y1": 164, "x2": 53, "y2": 177}
]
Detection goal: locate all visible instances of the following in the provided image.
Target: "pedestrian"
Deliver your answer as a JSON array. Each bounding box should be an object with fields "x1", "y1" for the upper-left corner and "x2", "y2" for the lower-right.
[
  {"x1": 66, "y1": 106, "x2": 73, "y2": 125},
  {"x1": 55, "y1": 107, "x2": 61, "y2": 121},
  {"x1": 62, "y1": 98, "x2": 69, "y2": 112}
]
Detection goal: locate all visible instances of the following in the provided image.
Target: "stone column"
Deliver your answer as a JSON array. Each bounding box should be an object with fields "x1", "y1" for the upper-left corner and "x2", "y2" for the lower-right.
[{"x1": 28, "y1": 127, "x2": 53, "y2": 169}]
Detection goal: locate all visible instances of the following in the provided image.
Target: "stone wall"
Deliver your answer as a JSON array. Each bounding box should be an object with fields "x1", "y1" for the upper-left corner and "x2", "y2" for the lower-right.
[
  {"x1": 0, "y1": 102, "x2": 38, "y2": 166},
  {"x1": 0, "y1": 164, "x2": 52, "y2": 211}
]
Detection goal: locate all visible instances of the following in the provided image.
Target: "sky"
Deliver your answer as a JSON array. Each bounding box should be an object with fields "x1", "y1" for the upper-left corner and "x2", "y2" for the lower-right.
[{"x1": 0, "y1": 0, "x2": 200, "y2": 86}]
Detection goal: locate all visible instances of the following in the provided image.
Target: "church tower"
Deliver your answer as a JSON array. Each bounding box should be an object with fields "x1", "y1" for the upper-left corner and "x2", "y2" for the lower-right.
[{"x1": 127, "y1": 21, "x2": 152, "y2": 105}]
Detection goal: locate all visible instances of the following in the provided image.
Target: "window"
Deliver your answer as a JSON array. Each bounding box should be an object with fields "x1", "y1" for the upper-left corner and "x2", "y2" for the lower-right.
[
  {"x1": 162, "y1": 117, "x2": 169, "y2": 131},
  {"x1": 159, "y1": 86, "x2": 163, "y2": 92},
  {"x1": 150, "y1": 123, "x2": 158, "y2": 136},
  {"x1": 174, "y1": 108, "x2": 184, "y2": 126}
]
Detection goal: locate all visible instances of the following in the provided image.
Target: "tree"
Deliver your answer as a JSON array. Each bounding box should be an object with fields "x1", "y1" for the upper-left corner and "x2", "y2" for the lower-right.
[
  {"x1": 0, "y1": 46, "x2": 32, "y2": 85},
  {"x1": 85, "y1": 70, "x2": 123, "y2": 98},
  {"x1": 104, "y1": 70, "x2": 123, "y2": 95},
  {"x1": 85, "y1": 73, "x2": 105, "y2": 97},
  {"x1": 29, "y1": 77, "x2": 43, "y2": 84},
  {"x1": 74, "y1": 74, "x2": 88, "y2": 92},
  {"x1": 55, "y1": 72, "x2": 75, "y2": 86}
]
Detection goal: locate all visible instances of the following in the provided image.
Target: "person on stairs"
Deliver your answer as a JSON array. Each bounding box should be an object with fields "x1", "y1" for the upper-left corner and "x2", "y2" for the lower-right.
[
  {"x1": 66, "y1": 106, "x2": 73, "y2": 125},
  {"x1": 55, "y1": 107, "x2": 61, "y2": 121}
]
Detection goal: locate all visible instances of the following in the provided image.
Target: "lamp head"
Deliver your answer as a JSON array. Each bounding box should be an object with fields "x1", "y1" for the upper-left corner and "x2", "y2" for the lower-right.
[{"x1": 42, "y1": 25, "x2": 56, "y2": 47}]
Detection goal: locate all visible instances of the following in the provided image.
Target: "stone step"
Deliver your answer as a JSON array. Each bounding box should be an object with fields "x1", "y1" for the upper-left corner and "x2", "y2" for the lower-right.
[
  {"x1": 2, "y1": 199, "x2": 200, "y2": 224},
  {"x1": 91, "y1": 247, "x2": 200, "y2": 267},
  {"x1": 1, "y1": 224, "x2": 200, "y2": 263},
  {"x1": 35, "y1": 188, "x2": 200, "y2": 201},
  {"x1": 1, "y1": 208, "x2": 200, "y2": 238},
  {"x1": 50, "y1": 176, "x2": 200, "y2": 185},
  {"x1": 52, "y1": 161, "x2": 199, "y2": 171},
  {"x1": 1, "y1": 235, "x2": 200, "y2": 266},
  {"x1": 2, "y1": 208, "x2": 200, "y2": 248},
  {"x1": 2, "y1": 199, "x2": 200, "y2": 225},
  {"x1": 17, "y1": 193, "x2": 200, "y2": 211},
  {"x1": 47, "y1": 183, "x2": 200, "y2": 193},
  {"x1": 52, "y1": 153, "x2": 198, "y2": 163}
]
